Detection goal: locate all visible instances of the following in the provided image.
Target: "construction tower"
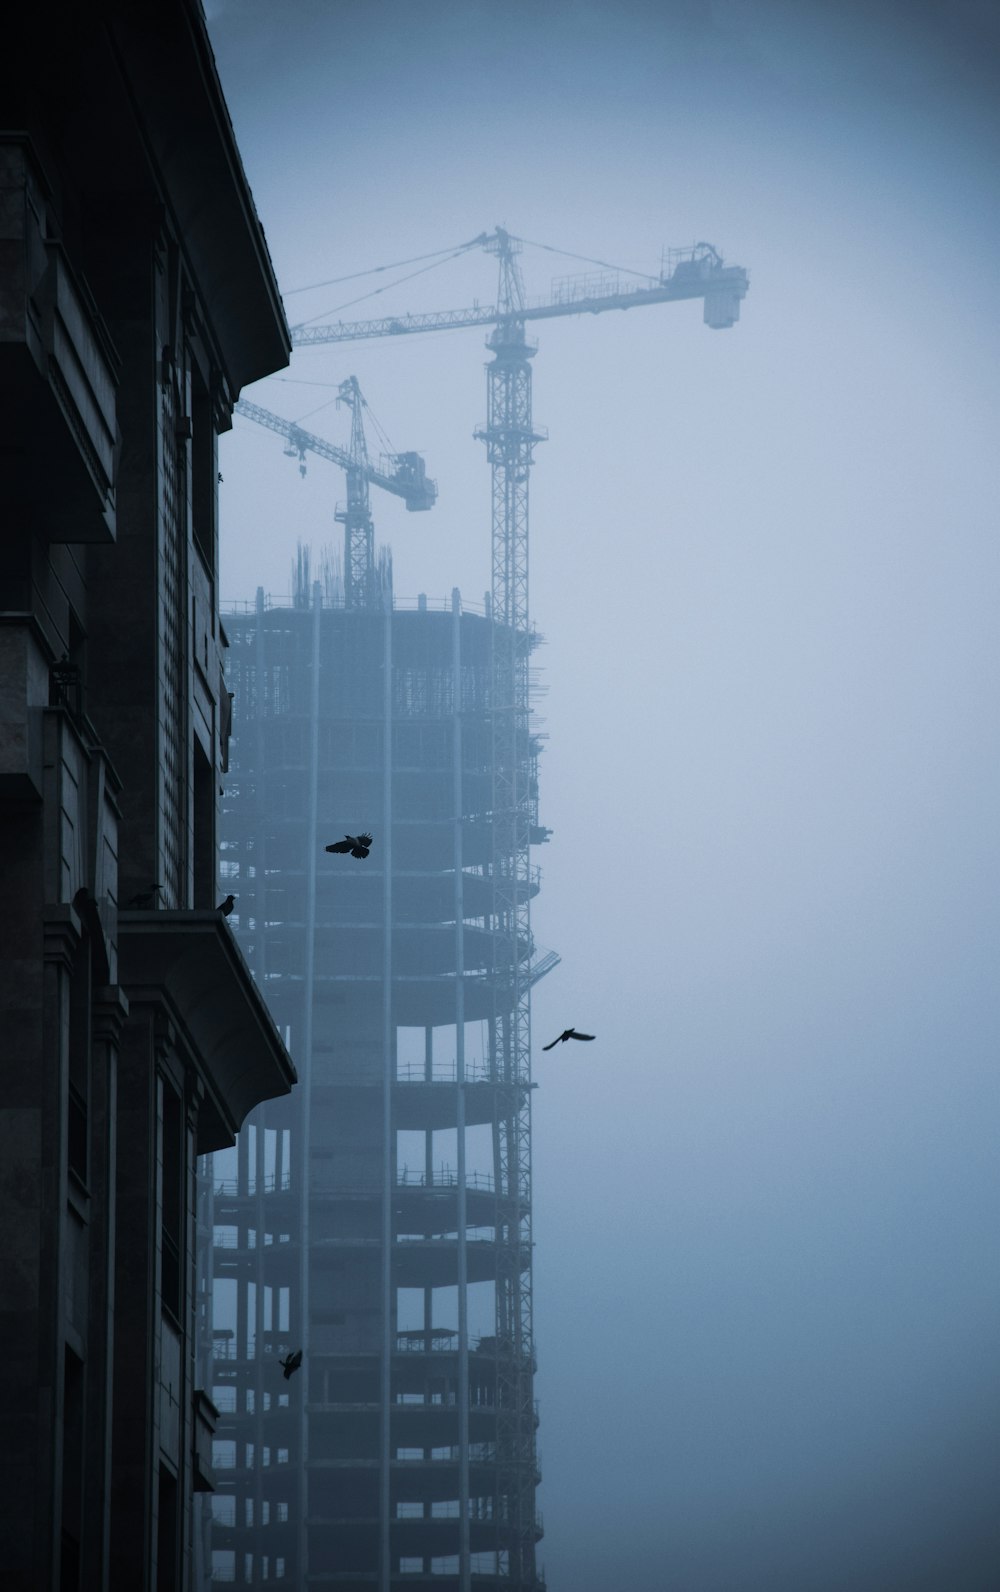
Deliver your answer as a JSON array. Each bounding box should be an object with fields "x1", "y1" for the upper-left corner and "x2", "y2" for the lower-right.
[{"x1": 202, "y1": 560, "x2": 555, "y2": 1590}]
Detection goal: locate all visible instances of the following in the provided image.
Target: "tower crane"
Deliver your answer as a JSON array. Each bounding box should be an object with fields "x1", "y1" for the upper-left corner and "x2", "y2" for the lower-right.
[
  {"x1": 286, "y1": 228, "x2": 749, "y2": 1592},
  {"x1": 290, "y1": 231, "x2": 749, "y2": 345},
  {"x1": 235, "y1": 380, "x2": 437, "y2": 609}
]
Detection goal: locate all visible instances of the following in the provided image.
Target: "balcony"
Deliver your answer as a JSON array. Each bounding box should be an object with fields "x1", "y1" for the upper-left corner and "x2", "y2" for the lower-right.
[{"x1": 117, "y1": 911, "x2": 297, "y2": 1151}]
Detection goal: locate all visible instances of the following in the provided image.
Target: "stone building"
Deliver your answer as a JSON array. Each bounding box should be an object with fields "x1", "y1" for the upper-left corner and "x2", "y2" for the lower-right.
[{"x1": 0, "y1": 4, "x2": 295, "y2": 1588}]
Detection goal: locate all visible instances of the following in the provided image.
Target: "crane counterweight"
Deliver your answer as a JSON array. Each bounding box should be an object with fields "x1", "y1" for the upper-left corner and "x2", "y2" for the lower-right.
[{"x1": 391, "y1": 451, "x2": 436, "y2": 511}]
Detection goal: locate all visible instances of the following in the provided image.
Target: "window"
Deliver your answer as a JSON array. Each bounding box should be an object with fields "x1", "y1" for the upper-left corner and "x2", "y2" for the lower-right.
[
  {"x1": 67, "y1": 935, "x2": 91, "y2": 1186},
  {"x1": 211, "y1": 1495, "x2": 235, "y2": 1527},
  {"x1": 160, "y1": 1083, "x2": 182, "y2": 1320},
  {"x1": 191, "y1": 369, "x2": 217, "y2": 571},
  {"x1": 157, "y1": 1467, "x2": 178, "y2": 1592},
  {"x1": 192, "y1": 738, "x2": 214, "y2": 909},
  {"x1": 60, "y1": 1348, "x2": 84, "y2": 1590},
  {"x1": 211, "y1": 1551, "x2": 235, "y2": 1583}
]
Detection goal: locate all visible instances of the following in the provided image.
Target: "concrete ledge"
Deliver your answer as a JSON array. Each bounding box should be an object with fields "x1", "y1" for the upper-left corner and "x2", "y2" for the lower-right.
[{"x1": 117, "y1": 910, "x2": 296, "y2": 1150}]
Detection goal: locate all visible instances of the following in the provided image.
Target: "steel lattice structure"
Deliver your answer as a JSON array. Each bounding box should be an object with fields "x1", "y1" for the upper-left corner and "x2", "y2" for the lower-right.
[{"x1": 476, "y1": 231, "x2": 544, "y2": 1585}]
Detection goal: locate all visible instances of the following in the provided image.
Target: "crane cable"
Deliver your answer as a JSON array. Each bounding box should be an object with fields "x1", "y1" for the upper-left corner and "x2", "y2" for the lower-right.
[
  {"x1": 251, "y1": 384, "x2": 398, "y2": 456},
  {"x1": 282, "y1": 235, "x2": 487, "y2": 296},
  {"x1": 515, "y1": 233, "x2": 658, "y2": 282},
  {"x1": 290, "y1": 238, "x2": 487, "y2": 329},
  {"x1": 359, "y1": 396, "x2": 398, "y2": 463},
  {"x1": 288, "y1": 231, "x2": 657, "y2": 335},
  {"x1": 290, "y1": 395, "x2": 341, "y2": 427}
]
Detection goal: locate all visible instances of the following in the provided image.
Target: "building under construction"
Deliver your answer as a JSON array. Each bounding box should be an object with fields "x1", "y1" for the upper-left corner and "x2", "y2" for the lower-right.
[
  {"x1": 204, "y1": 557, "x2": 555, "y2": 1590},
  {"x1": 201, "y1": 227, "x2": 748, "y2": 1590}
]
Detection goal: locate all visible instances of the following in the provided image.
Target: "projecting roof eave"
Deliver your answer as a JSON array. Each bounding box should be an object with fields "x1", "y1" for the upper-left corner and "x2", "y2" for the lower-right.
[
  {"x1": 118, "y1": 910, "x2": 296, "y2": 1152},
  {"x1": 106, "y1": 0, "x2": 290, "y2": 394}
]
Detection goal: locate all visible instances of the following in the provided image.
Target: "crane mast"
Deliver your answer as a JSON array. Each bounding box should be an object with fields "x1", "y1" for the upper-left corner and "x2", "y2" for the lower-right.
[
  {"x1": 335, "y1": 376, "x2": 376, "y2": 609},
  {"x1": 287, "y1": 229, "x2": 748, "y2": 1592},
  {"x1": 473, "y1": 229, "x2": 542, "y2": 1589},
  {"x1": 329, "y1": 224, "x2": 547, "y2": 1592}
]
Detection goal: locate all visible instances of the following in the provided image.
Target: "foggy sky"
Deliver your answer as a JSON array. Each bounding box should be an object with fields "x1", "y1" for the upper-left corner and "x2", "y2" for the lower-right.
[{"x1": 206, "y1": 3, "x2": 1000, "y2": 1587}]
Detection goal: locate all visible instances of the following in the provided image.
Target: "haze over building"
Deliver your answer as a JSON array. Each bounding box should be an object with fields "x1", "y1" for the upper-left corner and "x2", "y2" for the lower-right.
[{"x1": 3, "y1": 2, "x2": 998, "y2": 1589}]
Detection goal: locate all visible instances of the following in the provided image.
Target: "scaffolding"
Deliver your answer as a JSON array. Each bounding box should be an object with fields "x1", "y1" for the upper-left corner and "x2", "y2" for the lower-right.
[{"x1": 203, "y1": 572, "x2": 554, "y2": 1590}]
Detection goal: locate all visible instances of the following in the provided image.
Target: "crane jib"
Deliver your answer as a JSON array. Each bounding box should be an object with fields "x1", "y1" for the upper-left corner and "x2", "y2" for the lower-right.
[
  {"x1": 289, "y1": 265, "x2": 750, "y2": 346},
  {"x1": 233, "y1": 399, "x2": 437, "y2": 509}
]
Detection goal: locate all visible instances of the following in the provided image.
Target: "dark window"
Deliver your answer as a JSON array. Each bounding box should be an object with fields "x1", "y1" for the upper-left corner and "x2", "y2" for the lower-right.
[
  {"x1": 192, "y1": 738, "x2": 214, "y2": 909},
  {"x1": 160, "y1": 1083, "x2": 182, "y2": 1321},
  {"x1": 67, "y1": 936, "x2": 91, "y2": 1186},
  {"x1": 191, "y1": 371, "x2": 216, "y2": 572},
  {"x1": 60, "y1": 1347, "x2": 84, "y2": 1591},
  {"x1": 157, "y1": 1466, "x2": 178, "y2": 1592}
]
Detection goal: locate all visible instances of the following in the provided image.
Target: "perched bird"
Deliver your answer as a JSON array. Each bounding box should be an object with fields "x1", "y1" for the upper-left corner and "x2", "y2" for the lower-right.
[
  {"x1": 279, "y1": 1349, "x2": 303, "y2": 1380},
  {"x1": 218, "y1": 893, "x2": 236, "y2": 916},
  {"x1": 325, "y1": 833, "x2": 373, "y2": 859},
  {"x1": 126, "y1": 883, "x2": 162, "y2": 908},
  {"x1": 542, "y1": 1028, "x2": 595, "y2": 1051}
]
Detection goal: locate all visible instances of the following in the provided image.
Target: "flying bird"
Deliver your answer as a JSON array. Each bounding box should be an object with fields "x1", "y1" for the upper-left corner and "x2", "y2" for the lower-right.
[
  {"x1": 325, "y1": 833, "x2": 373, "y2": 859},
  {"x1": 542, "y1": 1028, "x2": 595, "y2": 1051},
  {"x1": 218, "y1": 894, "x2": 236, "y2": 916},
  {"x1": 279, "y1": 1350, "x2": 303, "y2": 1380},
  {"x1": 126, "y1": 883, "x2": 162, "y2": 908}
]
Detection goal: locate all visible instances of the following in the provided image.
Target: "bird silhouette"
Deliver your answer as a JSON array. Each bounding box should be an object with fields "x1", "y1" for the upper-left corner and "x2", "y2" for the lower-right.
[
  {"x1": 126, "y1": 883, "x2": 162, "y2": 908},
  {"x1": 325, "y1": 833, "x2": 373, "y2": 859},
  {"x1": 542, "y1": 1028, "x2": 595, "y2": 1051},
  {"x1": 279, "y1": 1349, "x2": 303, "y2": 1380},
  {"x1": 218, "y1": 894, "x2": 236, "y2": 916}
]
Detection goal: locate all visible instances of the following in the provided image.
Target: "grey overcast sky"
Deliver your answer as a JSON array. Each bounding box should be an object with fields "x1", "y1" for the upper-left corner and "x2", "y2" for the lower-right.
[{"x1": 206, "y1": 3, "x2": 1000, "y2": 1587}]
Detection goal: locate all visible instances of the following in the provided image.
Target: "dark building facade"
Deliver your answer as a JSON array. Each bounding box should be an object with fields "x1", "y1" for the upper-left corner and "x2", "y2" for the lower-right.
[
  {"x1": 206, "y1": 573, "x2": 554, "y2": 1590},
  {"x1": 0, "y1": 6, "x2": 295, "y2": 1589}
]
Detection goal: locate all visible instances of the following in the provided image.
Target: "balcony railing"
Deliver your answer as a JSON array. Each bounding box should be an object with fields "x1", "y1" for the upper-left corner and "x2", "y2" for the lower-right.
[
  {"x1": 213, "y1": 1171, "x2": 292, "y2": 1197},
  {"x1": 395, "y1": 1167, "x2": 495, "y2": 1194},
  {"x1": 395, "y1": 1330, "x2": 458, "y2": 1353},
  {"x1": 394, "y1": 1443, "x2": 497, "y2": 1464},
  {"x1": 395, "y1": 1056, "x2": 493, "y2": 1085}
]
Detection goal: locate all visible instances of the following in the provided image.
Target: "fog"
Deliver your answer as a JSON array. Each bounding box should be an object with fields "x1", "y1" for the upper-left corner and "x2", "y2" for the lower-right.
[{"x1": 205, "y1": 3, "x2": 1000, "y2": 1587}]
